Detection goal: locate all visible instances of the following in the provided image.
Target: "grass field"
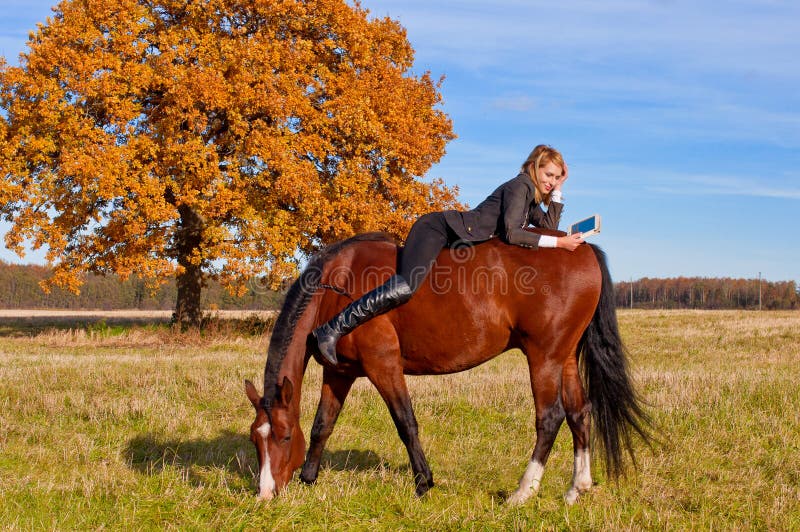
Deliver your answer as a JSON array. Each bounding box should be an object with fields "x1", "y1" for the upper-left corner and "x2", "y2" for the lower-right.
[{"x1": 1, "y1": 310, "x2": 798, "y2": 530}]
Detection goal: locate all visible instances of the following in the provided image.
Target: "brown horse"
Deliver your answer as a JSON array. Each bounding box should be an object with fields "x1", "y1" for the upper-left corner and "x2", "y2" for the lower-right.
[{"x1": 244, "y1": 230, "x2": 650, "y2": 504}]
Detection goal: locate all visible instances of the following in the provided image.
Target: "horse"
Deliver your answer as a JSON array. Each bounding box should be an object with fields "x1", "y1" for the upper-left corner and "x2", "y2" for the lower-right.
[{"x1": 244, "y1": 230, "x2": 651, "y2": 504}]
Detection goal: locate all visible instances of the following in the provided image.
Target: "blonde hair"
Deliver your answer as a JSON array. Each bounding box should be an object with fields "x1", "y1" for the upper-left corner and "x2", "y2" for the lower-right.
[{"x1": 520, "y1": 145, "x2": 565, "y2": 204}]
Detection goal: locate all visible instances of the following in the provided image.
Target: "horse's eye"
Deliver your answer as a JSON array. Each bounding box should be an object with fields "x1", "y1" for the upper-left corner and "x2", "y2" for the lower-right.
[{"x1": 282, "y1": 435, "x2": 291, "y2": 443}]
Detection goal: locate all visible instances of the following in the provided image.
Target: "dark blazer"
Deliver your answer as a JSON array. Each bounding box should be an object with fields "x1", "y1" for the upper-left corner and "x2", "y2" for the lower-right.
[{"x1": 443, "y1": 172, "x2": 563, "y2": 248}]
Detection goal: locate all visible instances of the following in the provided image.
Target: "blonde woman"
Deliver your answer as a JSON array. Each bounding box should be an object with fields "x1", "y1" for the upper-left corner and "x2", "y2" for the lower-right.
[{"x1": 314, "y1": 145, "x2": 584, "y2": 364}]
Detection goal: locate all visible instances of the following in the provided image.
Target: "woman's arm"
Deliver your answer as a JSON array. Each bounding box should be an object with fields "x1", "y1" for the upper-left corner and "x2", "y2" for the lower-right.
[
  {"x1": 551, "y1": 233, "x2": 584, "y2": 250},
  {"x1": 529, "y1": 193, "x2": 563, "y2": 229},
  {"x1": 501, "y1": 185, "x2": 543, "y2": 248}
]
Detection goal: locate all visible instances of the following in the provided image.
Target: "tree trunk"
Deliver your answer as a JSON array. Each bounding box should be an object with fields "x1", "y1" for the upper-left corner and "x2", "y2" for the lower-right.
[{"x1": 173, "y1": 204, "x2": 205, "y2": 328}]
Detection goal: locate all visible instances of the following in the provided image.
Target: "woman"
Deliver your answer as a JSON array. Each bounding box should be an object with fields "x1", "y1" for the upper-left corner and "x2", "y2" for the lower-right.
[{"x1": 313, "y1": 145, "x2": 585, "y2": 365}]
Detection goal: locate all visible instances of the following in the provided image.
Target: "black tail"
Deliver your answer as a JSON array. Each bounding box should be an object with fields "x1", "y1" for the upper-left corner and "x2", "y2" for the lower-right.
[{"x1": 579, "y1": 245, "x2": 652, "y2": 478}]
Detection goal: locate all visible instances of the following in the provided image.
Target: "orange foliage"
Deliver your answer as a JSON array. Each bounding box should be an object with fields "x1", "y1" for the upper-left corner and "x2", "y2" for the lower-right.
[{"x1": 0, "y1": 0, "x2": 459, "y2": 302}]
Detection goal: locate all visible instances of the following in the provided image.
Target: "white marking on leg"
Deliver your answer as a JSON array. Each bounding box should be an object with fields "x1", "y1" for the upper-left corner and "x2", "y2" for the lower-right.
[
  {"x1": 564, "y1": 448, "x2": 592, "y2": 505},
  {"x1": 256, "y1": 422, "x2": 275, "y2": 500},
  {"x1": 507, "y1": 459, "x2": 545, "y2": 505}
]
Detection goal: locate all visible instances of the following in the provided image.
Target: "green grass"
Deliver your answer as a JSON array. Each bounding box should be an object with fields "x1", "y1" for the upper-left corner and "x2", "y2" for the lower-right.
[{"x1": 1, "y1": 310, "x2": 799, "y2": 530}]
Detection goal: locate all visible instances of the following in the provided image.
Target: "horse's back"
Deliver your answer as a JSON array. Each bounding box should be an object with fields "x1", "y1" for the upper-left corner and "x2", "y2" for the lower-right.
[
  {"x1": 402, "y1": 239, "x2": 601, "y2": 368},
  {"x1": 315, "y1": 237, "x2": 602, "y2": 375}
]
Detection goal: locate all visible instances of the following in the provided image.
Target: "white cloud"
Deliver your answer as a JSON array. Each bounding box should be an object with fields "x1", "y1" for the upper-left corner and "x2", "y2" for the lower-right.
[
  {"x1": 579, "y1": 164, "x2": 800, "y2": 200},
  {"x1": 646, "y1": 174, "x2": 800, "y2": 200},
  {"x1": 365, "y1": 0, "x2": 800, "y2": 83},
  {"x1": 489, "y1": 94, "x2": 537, "y2": 112},
  {"x1": 363, "y1": 0, "x2": 800, "y2": 153}
]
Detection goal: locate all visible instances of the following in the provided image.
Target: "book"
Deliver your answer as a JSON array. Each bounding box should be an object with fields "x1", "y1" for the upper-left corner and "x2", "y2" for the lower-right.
[{"x1": 568, "y1": 214, "x2": 601, "y2": 238}]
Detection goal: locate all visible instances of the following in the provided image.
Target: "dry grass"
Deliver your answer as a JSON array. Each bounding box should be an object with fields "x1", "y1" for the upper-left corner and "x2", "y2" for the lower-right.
[{"x1": 0, "y1": 310, "x2": 799, "y2": 529}]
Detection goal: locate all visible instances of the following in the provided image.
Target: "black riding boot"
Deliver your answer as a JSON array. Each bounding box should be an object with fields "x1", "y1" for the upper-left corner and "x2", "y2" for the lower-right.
[{"x1": 312, "y1": 275, "x2": 413, "y2": 365}]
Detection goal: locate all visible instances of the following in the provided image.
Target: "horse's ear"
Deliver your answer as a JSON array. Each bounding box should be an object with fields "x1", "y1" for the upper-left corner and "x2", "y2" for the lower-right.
[
  {"x1": 279, "y1": 376, "x2": 293, "y2": 405},
  {"x1": 244, "y1": 379, "x2": 261, "y2": 410}
]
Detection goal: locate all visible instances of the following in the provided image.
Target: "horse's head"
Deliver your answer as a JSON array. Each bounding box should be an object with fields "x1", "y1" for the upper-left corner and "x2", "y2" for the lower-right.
[{"x1": 244, "y1": 378, "x2": 306, "y2": 500}]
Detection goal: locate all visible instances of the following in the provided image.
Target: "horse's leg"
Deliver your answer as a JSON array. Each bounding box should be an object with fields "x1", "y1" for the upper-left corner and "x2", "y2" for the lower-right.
[
  {"x1": 299, "y1": 369, "x2": 356, "y2": 484},
  {"x1": 562, "y1": 354, "x2": 593, "y2": 504},
  {"x1": 365, "y1": 365, "x2": 433, "y2": 496},
  {"x1": 507, "y1": 355, "x2": 566, "y2": 505}
]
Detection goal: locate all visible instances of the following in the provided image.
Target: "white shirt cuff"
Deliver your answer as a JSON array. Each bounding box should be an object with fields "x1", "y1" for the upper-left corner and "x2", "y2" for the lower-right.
[
  {"x1": 550, "y1": 190, "x2": 563, "y2": 203},
  {"x1": 539, "y1": 235, "x2": 558, "y2": 248}
]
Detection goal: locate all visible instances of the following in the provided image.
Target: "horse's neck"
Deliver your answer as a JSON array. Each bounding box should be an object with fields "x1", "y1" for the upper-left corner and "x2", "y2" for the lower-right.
[{"x1": 272, "y1": 298, "x2": 317, "y2": 411}]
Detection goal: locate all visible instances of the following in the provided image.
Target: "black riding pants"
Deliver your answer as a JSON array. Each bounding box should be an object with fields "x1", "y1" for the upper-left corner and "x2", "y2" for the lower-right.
[{"x1": 398, "y1": 212, "x2": 461, "y2": 293}]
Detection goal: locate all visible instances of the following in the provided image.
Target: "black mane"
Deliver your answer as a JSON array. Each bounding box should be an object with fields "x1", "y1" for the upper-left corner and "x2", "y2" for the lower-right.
[{"x1": 262, "y1": 232, "x2": 396, "y2": 407}]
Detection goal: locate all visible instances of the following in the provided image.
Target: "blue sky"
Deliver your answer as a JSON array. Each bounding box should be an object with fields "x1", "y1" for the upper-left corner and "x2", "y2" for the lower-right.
[{"x1": 2, "y1": 0, "x2": 799, "y2": 283}]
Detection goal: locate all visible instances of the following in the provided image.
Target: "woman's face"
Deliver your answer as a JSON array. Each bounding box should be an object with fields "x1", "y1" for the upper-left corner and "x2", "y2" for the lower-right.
[{"x1": 532, "y1": 161, "x2": 564, "y2": 196}]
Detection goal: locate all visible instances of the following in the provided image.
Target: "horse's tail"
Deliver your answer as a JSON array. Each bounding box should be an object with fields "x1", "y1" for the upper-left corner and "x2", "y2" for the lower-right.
[{"x1": 579, "y1": 244, "x2": 652, "y2": 478}]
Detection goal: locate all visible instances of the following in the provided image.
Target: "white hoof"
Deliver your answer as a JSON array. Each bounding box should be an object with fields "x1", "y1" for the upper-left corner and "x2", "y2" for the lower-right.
[
  {"x1": 506, "y1": 489, "x2": 533, "y2": 506},
  {"x1": 564, "y1": 487, "x2": 579, "y2": 505},
  {"x1": 508, "y1": 459, "x2": 544, "y2": 506},
  {"x1": 564, "y1": 484, "x2": 591, "y2": 505}
]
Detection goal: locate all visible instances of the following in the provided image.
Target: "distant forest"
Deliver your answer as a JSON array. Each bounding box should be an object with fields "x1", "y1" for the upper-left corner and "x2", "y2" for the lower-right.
[
  {"x1": 0, "y1": 262, "x2": 797, "y2": 311},
  {"x1": 0, "y1": 262, "x2": 283, "y2": 310},
  {"x1": 615, "y1": 277, "x2": 798, "y2": 310}
]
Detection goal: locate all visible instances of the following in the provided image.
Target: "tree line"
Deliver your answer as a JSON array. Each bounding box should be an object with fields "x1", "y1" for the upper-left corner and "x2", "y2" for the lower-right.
[
  {"x1": 615, "y1": 277, "x2": 799, "y2": 310},
  {"x1": 1, "y1": 262, "x2": 797, "y2": 311},
  {"x1": 0, "y1": 262, "x2": 282, "y2": 311}
]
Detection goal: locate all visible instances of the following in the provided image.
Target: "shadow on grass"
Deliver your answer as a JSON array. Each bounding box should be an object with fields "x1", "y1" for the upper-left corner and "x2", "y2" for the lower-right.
[
  {"x1": 124, "y1": 431, "x2": 254, "y2": 486},
  {"x1": 125, "y1": 432, "x2": 402, "y2": 492},
  {"x1": 320, "y1": 449, "x2": 395, "y2": 472},
  {"x1": 492, "y1": 489, "x2": 512, "y2": 504}
]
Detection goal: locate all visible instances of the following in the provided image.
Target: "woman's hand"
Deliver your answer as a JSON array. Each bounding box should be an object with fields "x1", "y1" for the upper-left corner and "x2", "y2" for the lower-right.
[
  {"x1": 555, "y1": 162, "x2": 569, "y2": 191},
  {"x1": 557, "y1": 233, "x2": 584, "y2": 251}
]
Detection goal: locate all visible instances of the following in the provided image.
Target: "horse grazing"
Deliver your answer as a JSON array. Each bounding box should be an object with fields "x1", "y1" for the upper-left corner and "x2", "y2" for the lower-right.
[{"x1": 244, "y1": 231, "x2": 651, "y2": 504}]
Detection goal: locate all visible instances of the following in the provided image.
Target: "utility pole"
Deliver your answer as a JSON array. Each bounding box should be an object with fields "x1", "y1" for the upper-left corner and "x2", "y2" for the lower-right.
[
  {"x1": 630, "y1": 277, "x2": 633, "y2": 309},
  {"x1": 758, "y1": 272, "x2": 762, "y2": 311}
]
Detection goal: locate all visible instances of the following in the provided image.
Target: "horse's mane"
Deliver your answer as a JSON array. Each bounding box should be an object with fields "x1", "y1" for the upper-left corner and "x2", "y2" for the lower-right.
[{"x1": 262, "y1": 232, "x2": 396, "y2": 407}]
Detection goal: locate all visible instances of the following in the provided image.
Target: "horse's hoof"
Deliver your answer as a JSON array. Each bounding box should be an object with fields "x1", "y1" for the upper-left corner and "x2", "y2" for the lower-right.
[
  {"x1": 506, "y1": 489, "x2": 532, "y2": 506},
  {"x1": 414, "y1": 481, "x2": 433, "y2": 497},
  {"x1": 564, "y1": 486, "x2": 587, "y2": 505},
  {"x1": 299, "y1": 473, "x2": 317, "y2": 485}
]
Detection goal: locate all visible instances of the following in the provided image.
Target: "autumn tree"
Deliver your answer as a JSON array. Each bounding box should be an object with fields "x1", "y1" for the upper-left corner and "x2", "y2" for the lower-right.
[{"x1": 0, "y1": 0, "x2": 458, "y2": 325}]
